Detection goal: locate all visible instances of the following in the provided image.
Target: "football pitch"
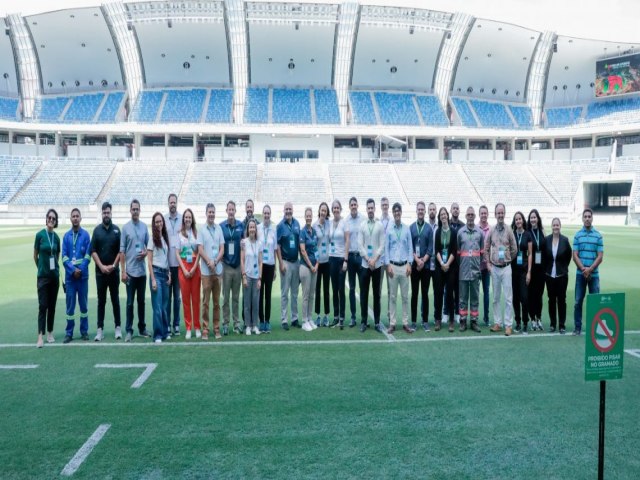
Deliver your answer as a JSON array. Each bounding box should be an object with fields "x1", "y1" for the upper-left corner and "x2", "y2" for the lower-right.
[{"x1": 1, "y1": 225, "x2": 639, "y2": 479}]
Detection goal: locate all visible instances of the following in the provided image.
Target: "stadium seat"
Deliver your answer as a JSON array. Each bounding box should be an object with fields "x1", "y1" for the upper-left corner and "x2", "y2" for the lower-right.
[
  {"x1": 469, "y1": 99, "x2": 514, "y2": 128},
  {"x1": 0, "y1": 97, "x2": 20, "y2": 121},
  {"x1": 451, "y1": 97, "x2": 478, "y2": 127},
  {"x1": 0, "y1": 156, "x2": 40, "y2": 203},
  {"x1": 34, "y1": 96, "x2": 70, "y2": 122},
  {"x1": 374, "y1": 92, "x2": 420, "y2": 126},
  {"x1": 245, "y1": 88, "x2": 270, "y2": 124},
  {"x1": 349, "y1": 91, "x2": 377, "y2": 125},
  {"x1": 415, "y1": 95, "x2": 449, "y2": 126},
  {"x1": 160, "y1": 89, "x2": 207, "y2": 123},
  {"x1": 544, "y1": 106, "x2": 583, "y2": 127},
  {"x1": 509, "y1": 105, "x2": 533, "y2": 128},
  {"x1": 63, "y1": 93, "x2": 105, "y2": 123},
  {"x1": 314, "y1": 89, "x2": 340, "y2": 125},
  {"x1": 272, "y1": 88, "x2": 311, "y2": 124},
  {"x1": 205, "y1": 89, "x2": 233, "y2": 123},
  {"x1": 97, "y1": 92, "x2": 125, "y2": 123},
  {"x1": 131, "y1": 91, "x2": 164, "y2": 123}
]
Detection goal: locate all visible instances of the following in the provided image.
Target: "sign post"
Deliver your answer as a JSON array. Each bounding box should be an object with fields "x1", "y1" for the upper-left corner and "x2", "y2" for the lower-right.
[{"x1": 585, "y1": 293, "x2": 625, "y2": 480}]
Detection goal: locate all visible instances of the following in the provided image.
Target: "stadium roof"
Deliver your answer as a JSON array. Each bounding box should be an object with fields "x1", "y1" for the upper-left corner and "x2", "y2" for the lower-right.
[{"x1": 1, "y1": 0, "x2": 638, "y2": 43}]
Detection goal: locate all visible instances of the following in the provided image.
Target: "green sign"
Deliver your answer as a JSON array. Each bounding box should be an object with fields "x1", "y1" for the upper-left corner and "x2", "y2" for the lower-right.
[{"x1": 585, "y1": 293, "x2": 625, "y2": 381}]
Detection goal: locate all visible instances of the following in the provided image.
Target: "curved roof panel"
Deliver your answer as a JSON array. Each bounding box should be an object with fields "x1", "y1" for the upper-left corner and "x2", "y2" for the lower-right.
[{"x1": 0, "y1": 18, "x2": 20, "y2": 96}]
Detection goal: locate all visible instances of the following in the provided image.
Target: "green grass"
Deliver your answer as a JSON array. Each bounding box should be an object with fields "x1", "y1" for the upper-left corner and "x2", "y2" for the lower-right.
[{"x1": 1, "y1": 225, "x2": 639, "y2": 479}]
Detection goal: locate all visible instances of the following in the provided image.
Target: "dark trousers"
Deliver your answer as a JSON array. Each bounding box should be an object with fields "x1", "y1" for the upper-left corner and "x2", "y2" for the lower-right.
[
  {"x1": 546, "y1": 275, "x2": 568, "y2": 330},
  {"x1": 167, "y1": 266, "x2": 181, "y2": 328},
  {"x1": 37, "y1": 277, "x2": 59, "y2": 334},
  {"x1": 512, "y1": 268, "x2": 529, "y2": 326},
  {"x1": 410, "y1": 266, "x2": 431, "y2": 324},
  {"x1": 528, "y1": 267, "x2": 545, "y2": 320},
  {"x1": 360, "y1": 266, "x2": 382, "y2": 325},
  {"x1": 315, "y1": 261, "x2": 330, "y2": 316},
  {"x1": 259, "y1": 263, "x2": 276, "y2": 323},
  {"x1": 347, "y1": 252, "x2": 362, "y2": 320},
  {"x1": 329, "y1": 257, "x2": 346, "y2": 320},
  {"x1": 96, "y1": 272, "x2": 121, "y2": 329},
  {"x1": 481, "y1": 269, "x2": 490, "y2": 323},
  {"x1": 125, "y1": 275, "x2": 146, "y2": 334},
  {"x1": 434, "y1": 266, "x2": 455, "y2": 322},
  {"x1": 443, "y1": 268, "x2": 459, "y2": 317}
]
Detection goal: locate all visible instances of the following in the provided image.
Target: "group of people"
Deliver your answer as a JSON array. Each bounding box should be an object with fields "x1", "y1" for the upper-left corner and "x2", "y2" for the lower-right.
[{"x1": 34, "y1": 194, "x2": 604, "y2": 347}]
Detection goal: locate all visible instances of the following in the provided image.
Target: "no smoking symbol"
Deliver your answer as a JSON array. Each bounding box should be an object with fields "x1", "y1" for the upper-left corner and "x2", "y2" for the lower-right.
[{"x1": 591, "y1": 307, "x2": 619, "y2": 353}]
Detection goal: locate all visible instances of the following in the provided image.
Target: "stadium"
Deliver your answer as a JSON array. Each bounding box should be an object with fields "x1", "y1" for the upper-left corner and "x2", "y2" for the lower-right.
[{"x1": 1, "y1": 0, "x2": 639, "y2": 478}]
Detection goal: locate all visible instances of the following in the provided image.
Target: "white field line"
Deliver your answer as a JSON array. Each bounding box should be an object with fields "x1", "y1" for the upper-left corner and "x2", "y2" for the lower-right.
[
  {"x1": 347, "y1": 277, "x2": 395, "y2": 341},
  {"x1": 625, "y1": 349, "x2": 640, "y2": 359},
  {"x1": 60, "y1": 424, "x2": 111, "y2": 477},
  {"x1": 94, "y1": 363, "x2": 157, "y2": 388},
  {"x1": 1, "y1": 330, "x2": 640, "y2": 349},
  {"x1": 0, "y1": 364, "x2": 39, "y2": 369}
]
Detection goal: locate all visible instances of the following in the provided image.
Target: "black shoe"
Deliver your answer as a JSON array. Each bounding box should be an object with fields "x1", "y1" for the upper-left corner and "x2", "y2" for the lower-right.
[
  {"x1": 329, "y1": 318, "x2": 340, "y2": 328},
  {"x1": 339, "y1": 319, "x2": 344, "y2": 330},
  {"x1": 411, "y1": 322, "x2": 417, "y2": 331},
  {"x1": 470, "y1": 322, "x2": 481, "y2": 333},
  {"x1": 422, "y1": 322, "x2": 430, "y2": 332},
  {"x1": 139, "y1": 330, "x2": 151, "y2": 338},
  {"x1": 282, "y1": 322, "x2": 290, "y2": 331},
  {"x1": 360, "y1": 323, "x2": 368, "y2": 333},
  {"x1": 559, "y1": 328, "x2": 566, "y2": 334},
  {"x1": 572, "y1": 329, "x2": 581, "y2": 336},
  {"x1": 515, "y1": 324, "x2": 522, "y2": 332},
  {"x1": 81, "y1": 334, "x2": 89, "y2": 341},
  {"x1": 374, "y1": 324, "x2": 384, "y2": 333},
  {"x1": 349, "y1": 318, "x2": 357, "y2": 328},
  {"x1": 222, "y1": 325, "x2": 228, "y2": 336},
  {"x1": 549, "y1": 326, "x2": 556, "y2": 333},
  {"x1": 291, "y1": 320, "x2": 302, "y2": 328},
  {"x1": 63, "y1": 335, "x2": 72, "y2": 344}
]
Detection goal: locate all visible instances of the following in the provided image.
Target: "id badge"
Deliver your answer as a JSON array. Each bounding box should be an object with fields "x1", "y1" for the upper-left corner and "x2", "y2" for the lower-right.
[
  {"x1": 254, "y1": 263, "x2": 258, "y2": 276},
  {"x1": 535, "y1": 252, "x2": 542, "y2": 264},
  {"x1": 263, "y1": 248, "x2": 269, "y2": 262},
  {"x1": 228, "y1": 243, "x2": 235, "y2": 256},
  {"x1": 330, "y1": 241, "x2": 335, "y2": 254},
  {"x1": 442, "y1": 250, "x2": 448, "y2": 263},
  {"x1": 321, "y1": 242, "x2": 327, "y2": 256},
  {"x1": 498, "y1": 246, "x2": 505, "y2": 261},
  {"x1": 415, "y1": 245, "x2": 420, "y2": 256},
  {"x1": 367, "y1": 245, "x2": 373, "y2": 258},
  {"x1": 212, "y1": 247, "x2": 218, "y2": 261},
  {"x1": 186, "y1": 252, "x2": 193, "y2": 263},
  {"x1": 71, "y1": 256, "x2": 76, "y2": 264},
  {"x1": 49, "y1": 257, "x2": 55, "y2": 270},
  {"x1": 289, "y1": 237, "x2": 295, "y2": 249},
  {"x1": 469, "y1": 250, "x2": 473, "y2": 257},
  {"x1": 517, "y1": 252, "x2": 523, "y2": 265}
]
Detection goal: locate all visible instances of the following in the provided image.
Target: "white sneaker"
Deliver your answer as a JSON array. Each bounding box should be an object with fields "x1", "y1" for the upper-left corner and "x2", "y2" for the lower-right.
[
  {"x1": 185, "y1": 330, "x2": 192, "y2": 340},
  {"x1": 310, "y1": 321, "x2": 318, "y2": 330},
  {"x1": 46, "y1": 333, "x2": 55, "y2": 343},
  {"x1": 454, "y1": 314, "x2": 461, "y2": 324},
  {"x1": 443, "y1": 314, "x2": 450, "y2": 324},
  {"x1": 245, "y1": 327, "x2": 251, "y2": 336},
  {"x1": 154, "y1": 338, "x2": 162, "y2": 344},
  {"x1": 94, "y1": 328, "x2": 104, "y2": 342},
  {"x1": 195, "y1": 329, "x2": 202, "y2": 339},
  {"x1": 302, "y1": 321, "x2": 313, "y2": 332},
  {"x1": 252, "y1": 326, "x2": 260, "y2": 335},
  {"x1": 114, "y1": 326, "x2": 122, "y2": 340},
  {"x1": 125, "y1": 332, "x2": 132, "y2": 342}
]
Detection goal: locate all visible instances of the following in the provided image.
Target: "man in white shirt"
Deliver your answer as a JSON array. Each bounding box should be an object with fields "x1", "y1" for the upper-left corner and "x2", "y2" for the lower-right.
[
  {"x1": 358, "y1": 199, "x2": 385, "y2": 333},
  {"x1": 198, "y1": 203, "x2": 225, "y2": 340}
]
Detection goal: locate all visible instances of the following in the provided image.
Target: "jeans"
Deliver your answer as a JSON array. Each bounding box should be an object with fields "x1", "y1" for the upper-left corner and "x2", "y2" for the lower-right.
[
  {"x1": 167, "y1": 266, "x2": 181, "y2": 329},
  {"x1": 243, "y1": 277, "x2": 260, "y2": 328},
  {"x1": 37, "y1": 277, "x2": 59, "y2": 335},
  {"x1": 315, "y1": 261, "x2": 330, "y2": 316},
  {"x1": 480, "y1": 269, "x2": 490, "y2": 323},
  {"x1": 125, "y1": 274, "x2": 146, "y2": 334},
  {"x1": 150, "y1": 267, "x2": 170, "y2": 340},
  {"x1": 65, "y1": 278, "x2": 89, "y2": 337},
  {"x1": 574, "y1": 274, "x2": 600, "y2": 331},
  {"x1": 347, "y1": 252, "x2": 362, "y2": 320},
  {"x1": 96, "y1": 272, "x2": 121, "y2": 329},
  {"x1": 329, "y1": 257, "x2": 346, "y2": 320}
]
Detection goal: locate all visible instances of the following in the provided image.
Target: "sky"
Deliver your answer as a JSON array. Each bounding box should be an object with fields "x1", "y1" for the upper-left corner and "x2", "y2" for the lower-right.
[{"x1": 1, "y1": 0, "x2": 638, "y2": 43}]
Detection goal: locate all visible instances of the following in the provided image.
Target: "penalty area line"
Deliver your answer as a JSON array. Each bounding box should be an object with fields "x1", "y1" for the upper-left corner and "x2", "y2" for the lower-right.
[
  {"x1": 60, "y1": 424, "x2": 111, "y2": 477},
  {"x1": 94, "y1": 363, "x2": 157, "y2": 389}
]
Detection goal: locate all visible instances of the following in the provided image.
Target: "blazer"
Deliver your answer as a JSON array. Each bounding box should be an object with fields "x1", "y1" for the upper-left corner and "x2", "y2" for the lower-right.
[
  {"x1": 434, "y1": 226, "x2": 458, "y2": 268},
  {"x1": 542, "y1": 234, "x2": 572, "y2": 277}
]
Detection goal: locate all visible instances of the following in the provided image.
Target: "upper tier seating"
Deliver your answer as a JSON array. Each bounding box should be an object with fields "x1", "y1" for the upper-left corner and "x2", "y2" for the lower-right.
[
  {"x1": 451, "y1": 98, "x2": 478, "y2": 127},
  {"x1": 244, "y1": 88, "x2": 269, "y2": 124},
  {"x1": 349, "y1": 91, "x2": 377, "y2": 125},
  {"x1": 0, "y1": 97, "x2": 19, "y2": 121},
  {"x1": 205, "y1": 89, "x2": 233, "y2": 123},
  {"x1": 160, "y1": 89, "x2": 207, "y2": 123},
  {"x1": 272, "y1": 88, "x2": 311, "y2": 124},
  {"x1": 314, "y1": 89, "x2": 340, "y2": 124},
  {"x1": 374, "y1": 92, "x2": 420, "y2": 126},
  {"x1": 544, "y1": 106, "x2": 583, "y2": 127},
  {"x1": 470, "y1": 99, "x2": 514, "y2": 128}
]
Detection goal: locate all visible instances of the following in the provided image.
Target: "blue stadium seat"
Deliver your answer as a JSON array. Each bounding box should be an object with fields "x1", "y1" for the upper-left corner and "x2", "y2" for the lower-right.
[
  {"x1": 349, "y1": 91, "x2": 377, "y2": 125},
  {"x1": 205, "y1": 89, "x2": 233, "y2": 123},
  {"x1": 64, "y1": 93, "x2": 105, "y2": 122},
  {"x1": 509, "y1": 105, "x2": 533, "y2": 128},
  {"x1": 160, "y1": 89, "x2": 207, "y2": 123},
  {"x1": 0, "y1": 97, "x2": 19, "y2": 121},
  {"x1": 314, "y1": 89, "x2": 340, "y2": 124},
  {"x1": 469, "y1": 99, "x2": 514, "y2": 128},
  {"x1": 245, "y1": 88, "x2": 269, "y2": 123},
  {"x1": 97, "y1": 92, "x2": 125, "y2": 123},
  {"x1": 272, "y1": 88, "x2": 311, "y2": 124},
  {"x1": 545, "y1": 106, "x2": 583, "y2": 127},
  {"x1": 451, "y1": 97, "x2": 477, "y2": 127},
  {"x1": 415, "y1": 95, "x2": 448, "y2": 126},
  {"x1": 35, "y1": 96, "x2": 70, "y2": 122},
  {"x1": 132, "y1": 91, "x2": 164, "y2": 123},
  {"x1": 374, "y1": 92, "x2": 420, "y2": 125},
  {"x1": 585, "y1": 97, "x2": 640, "y2": 123}
]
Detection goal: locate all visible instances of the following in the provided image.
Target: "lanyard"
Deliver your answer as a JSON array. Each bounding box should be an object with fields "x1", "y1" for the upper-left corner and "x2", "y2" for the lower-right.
[
  {"x1": 368, "y1": 220, "x2": 375, "y2": 237},
  {"x1": 207, "y1": 224, "x2": 217, "y2": 244},
  {"x1": 516, "y1": 231, "x2": 523, "y2": 249},
  {"x1": 286, "y1": 221, "x2": 294, "y2": 236},
  {"x1": 72, "y1": 230, "x2": 78, "y2": 250},
  {"x1": 227, "y1": 223, "x2": 236, "y2": 241},
  {"x1": 248, "y1": 239, "x2": 257, "y2": 259},
  {"x1": 416, "y1": 222, "x2": 424, "y2": 237},
  {"x1": 332, "y1": 219, "x2": 340, "y2": 241},
  {"x1": 394, "y1": 224, "x2": 402, "y2": 242},
  {"x1": 47, "y1": 230, "x2": 55, "y2": 254},
  {"x1": 532, "y1": 229, "x2": 540, "y2": 249}
]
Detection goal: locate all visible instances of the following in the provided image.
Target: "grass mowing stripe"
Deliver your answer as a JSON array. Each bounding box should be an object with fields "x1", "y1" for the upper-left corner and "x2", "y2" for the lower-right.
[
  {"x1": 94, "y1": 363, "x2": 157, "y2": 388},
  {"x1": 60, "y1": 424, "x2": 111, "y2": 477}
]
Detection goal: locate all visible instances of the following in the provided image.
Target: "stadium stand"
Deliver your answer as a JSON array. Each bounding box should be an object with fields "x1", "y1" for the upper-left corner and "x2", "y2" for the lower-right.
[
  {"x1": 12, "y1": 158, "x2": 116, "y2": 205},
  {"x1": 349, "y1": 91, "x2": 377, "y2": 125},
  {"x1": 63, "y1": 93, "x2": 105, "y2": 123},
  {"x1": 613, "y1": 156, "x2": 640, "y2": 205},
  {"x1": 130, "y1": 91, "x2": 164, "y2": 123},
  {"x1": 205, "y1": 89, "x2": 233, "y2": 123},
  {"x1": 97, "y1": 92, "x2": 125, "y2": 123},
  {"x1": 261, "y1": 163, "x2": 327, "y2": 205},
  {"x1": 528, "y1": 161, "x2": 573, "y2": 205},
  {"x1": 328, "y1": 164, "x2": 404, "y2": 203},
  {"x1": 314, "y1": 89, "x2": 340, "y2": 125},
  {"x1": 470, "y1": 99, "x2": 514, "y2": 128},
  {"x1": 181, "y1": 162, "x2": 257, "y2": 206},
  {"x1": 160, "y1": 89, "x2": 207, "y2": 123},
  {"x1": 105, "y1": 160, "x2": 189, "y2": 205},
  {"x1": 509, "y1": 105, "x2": 533, "y2": 128},
  {"x1": 0, "y1": 97, "x2": 19, "y2": 121},
  {"x1": 415, "y1": 95, "x2": 449, "y2": 127},
  {"x1": 585, "y1": 97, "x2": 640, "y2": 126},
  {"x1": 244, "y1": 88, "x2": 270, "y2": 124},
  {"x1": 374, "y1": 92, "x2": 420, "y2": 126},
  {"x1": 451, "y1": 97, "x2": 478, "y2": 127},
  {"x1": 34, "y1": 97, "x2": 70, "y2": 122},
  {"x1": 272, "y1": 88, "x2": 311, "y2": 124},
  {"x1": 0, "y1": 156, "x2": 40, "y2": 203},
  {"x1": 544, "y1": 106, "x2": 583, "y2": 127}
]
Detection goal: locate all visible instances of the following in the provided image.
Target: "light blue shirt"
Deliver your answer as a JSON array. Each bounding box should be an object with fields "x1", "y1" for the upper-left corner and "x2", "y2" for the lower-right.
[
  {"x1": 385, "y1": 222, "x2": 413, "y2": 265},
  {"x1": 197, "y1": 223, "x2": 225, "y2": 276}
]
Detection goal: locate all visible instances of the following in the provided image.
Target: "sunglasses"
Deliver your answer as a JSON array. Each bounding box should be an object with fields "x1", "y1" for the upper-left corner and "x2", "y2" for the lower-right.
[{"x1": 47, "y1": 216, "x2": 56, "y2": 221}]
